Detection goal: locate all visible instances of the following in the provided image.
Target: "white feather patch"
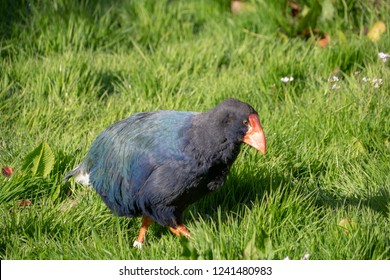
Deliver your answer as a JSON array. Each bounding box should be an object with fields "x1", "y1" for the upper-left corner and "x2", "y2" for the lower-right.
[{"x1": 75, "y1": 171, "x2": 90, "y2": 185}]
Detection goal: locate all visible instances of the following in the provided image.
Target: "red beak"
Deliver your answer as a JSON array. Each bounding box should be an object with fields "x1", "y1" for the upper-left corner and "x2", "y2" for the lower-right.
[{"x1": 243, "y1": 114, "x2": 266, "y2": 154}]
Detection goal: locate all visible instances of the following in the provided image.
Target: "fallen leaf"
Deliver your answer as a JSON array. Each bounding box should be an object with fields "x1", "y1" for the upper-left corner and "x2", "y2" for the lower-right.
[
  {"x1": 367, "y1": 21, "x2": 386, "y2": 42},
  {"x1": 317, "y1": 33, "x2": 331, "y2": 48},
  {"x1": 289, "y1": 1, "x2": 302, "y2": 18},
  {"x1": 338, "y1": 218, "x2": 357, "y2": 235},
  {"x1": 231, "y1": 0, "x2": 255, "y2": 14},
  {"x1": 19, "y1": 199, "x2": 31, "y2": 207},
  {"x1": 2, "y1": 166, "x2": 15, "y2": 177}
]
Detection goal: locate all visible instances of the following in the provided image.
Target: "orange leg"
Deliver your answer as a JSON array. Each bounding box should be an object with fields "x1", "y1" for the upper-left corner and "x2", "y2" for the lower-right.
[
  {"x1": 169, "y1": 225, "x2": 191, "y2": 238},
  {"x1": 133, "y1": 216, "x2": 153, "y2": 248}
]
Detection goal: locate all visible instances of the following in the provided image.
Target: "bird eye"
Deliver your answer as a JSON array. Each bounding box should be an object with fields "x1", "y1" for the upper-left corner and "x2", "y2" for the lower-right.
[{"x1": 243, "y1": 119, "x2": 249, "y2": 127}]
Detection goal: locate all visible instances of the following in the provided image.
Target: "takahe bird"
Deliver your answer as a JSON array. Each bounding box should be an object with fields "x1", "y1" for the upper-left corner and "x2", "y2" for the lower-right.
[{"x1": 64, "y1": 98, "x2": 266, "y2": 247}]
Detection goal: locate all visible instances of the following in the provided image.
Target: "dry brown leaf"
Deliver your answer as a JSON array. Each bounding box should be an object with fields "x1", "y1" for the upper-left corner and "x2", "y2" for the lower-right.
[
  {"x1": 231, "y1": 0, "x2": 255, "y2": 14},
  {"x1": 317, "y1": 33, "x2": 331, "y2": 48},
  {"x1": 2, "y1": 166, "x2": 15, "y2": 177},
  {"x1": 19, "y1": 199, "x2": 31, "y2": 207},
  {"x1": 289, "y1": 1, "x2": 302, "y2": 18}
]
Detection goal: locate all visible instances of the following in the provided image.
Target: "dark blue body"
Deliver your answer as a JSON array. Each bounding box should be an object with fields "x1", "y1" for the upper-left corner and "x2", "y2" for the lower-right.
[{"x1": 79, "y1": 110, "x2": 237, "y2": 227}]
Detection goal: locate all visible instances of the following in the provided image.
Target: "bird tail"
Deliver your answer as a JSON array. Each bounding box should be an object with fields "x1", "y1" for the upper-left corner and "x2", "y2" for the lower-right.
[{"x1": 63, "y1": 164, "x2": 90, "y2": 185}]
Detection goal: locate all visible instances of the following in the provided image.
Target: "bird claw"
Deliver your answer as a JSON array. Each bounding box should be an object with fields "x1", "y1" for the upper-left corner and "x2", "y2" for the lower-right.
[
  {"x1": 169, "y1": 225, "x2": 190, "y2": 238},
  {"x1": 133, "y1": 241, "x2": 143, "y2": 249}
]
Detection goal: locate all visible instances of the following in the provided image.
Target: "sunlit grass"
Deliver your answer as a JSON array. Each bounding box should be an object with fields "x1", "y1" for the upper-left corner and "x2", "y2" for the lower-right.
[{"x1": 0, "y1": 0, "x2": 389, "y2": 260}]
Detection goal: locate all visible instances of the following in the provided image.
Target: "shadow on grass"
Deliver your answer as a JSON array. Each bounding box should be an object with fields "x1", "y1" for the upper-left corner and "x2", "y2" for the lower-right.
[
  {"x1": 0, "y1": 0, "x2": 31, "y2": 39},
  {"x1": 185, "y1": 163, "x2": 389, "y2": 230},
  {"x1": 315, "y1": 185, "x2": 389, "y2": 217},
  {"x1": 185, "y1": 166, "x2": 291, "y2": 226},
  {"x1": 94, "y1": 70, "x2": 124, "y2": 100}
]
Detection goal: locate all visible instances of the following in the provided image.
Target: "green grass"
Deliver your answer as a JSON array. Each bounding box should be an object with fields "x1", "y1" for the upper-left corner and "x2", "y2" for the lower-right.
[{"x1": 0, "y1": 0, "x2": 389, "y2": 260}]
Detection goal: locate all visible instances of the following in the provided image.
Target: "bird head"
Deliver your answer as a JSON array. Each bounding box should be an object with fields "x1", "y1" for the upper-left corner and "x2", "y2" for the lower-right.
[{"x1": 207, "y1": 98, "x2": 266, "y2": 155}]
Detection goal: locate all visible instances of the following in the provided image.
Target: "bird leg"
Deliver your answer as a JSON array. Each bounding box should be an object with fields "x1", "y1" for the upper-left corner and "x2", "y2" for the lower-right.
[
  {"x1": 133, "y1": 216, "x2": 153, "y2": 248},
  {"x1": 169, "y1": 225, "x2": 190, "y2": 238}
]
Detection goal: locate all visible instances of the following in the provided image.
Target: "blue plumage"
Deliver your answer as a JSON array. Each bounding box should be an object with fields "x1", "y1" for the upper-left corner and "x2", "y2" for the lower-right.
[
  {"x1": 74, "y1": 111, "x2": 197, "y2": 225},
  {"x1": 64, "y1": 98, "x2": 266, "y2": 245}
]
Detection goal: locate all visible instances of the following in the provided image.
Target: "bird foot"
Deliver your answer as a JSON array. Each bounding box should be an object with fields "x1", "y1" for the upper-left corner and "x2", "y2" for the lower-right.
[
  {"x1": 169, "y1": 225, "x2": 190, "y2": 238},
  {"x1": 133, "y1": 241, "x2": 143, "y2": 249}
]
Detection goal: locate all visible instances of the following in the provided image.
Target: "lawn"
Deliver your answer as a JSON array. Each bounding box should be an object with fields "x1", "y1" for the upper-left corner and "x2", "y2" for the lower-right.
[{"x1": 0, "y1": 0, "x2": 389, "y2": 260}]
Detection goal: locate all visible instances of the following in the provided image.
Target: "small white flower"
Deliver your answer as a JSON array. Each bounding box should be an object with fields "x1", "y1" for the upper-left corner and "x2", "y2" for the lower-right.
[
  {"x1": 281, "y1": 76, "x2": 294, "y2": 83},
  {"x1": 281, "y1": 77, "x2": 289, "y2": 83},
  {"x1": 378, "y1": 52, "x2": 390, "y2": 62},
  {"x1": 301, "y1": 253, "x2": 311, "y2": 260},
  {"x1": 328, "y1": 75, "x2": 340, "y2": 83},
  {"x1": 331, "y1": 84, "x2": 339, "y2": 90},
  {"x1": 362, "y1": 76, "x2": 383, "y2": 88}
]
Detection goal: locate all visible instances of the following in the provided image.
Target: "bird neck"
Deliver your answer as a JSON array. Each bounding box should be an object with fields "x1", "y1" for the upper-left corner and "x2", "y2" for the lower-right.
[{"x1": 188, "y1": 112, "x2": 242, "y2": 166}]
